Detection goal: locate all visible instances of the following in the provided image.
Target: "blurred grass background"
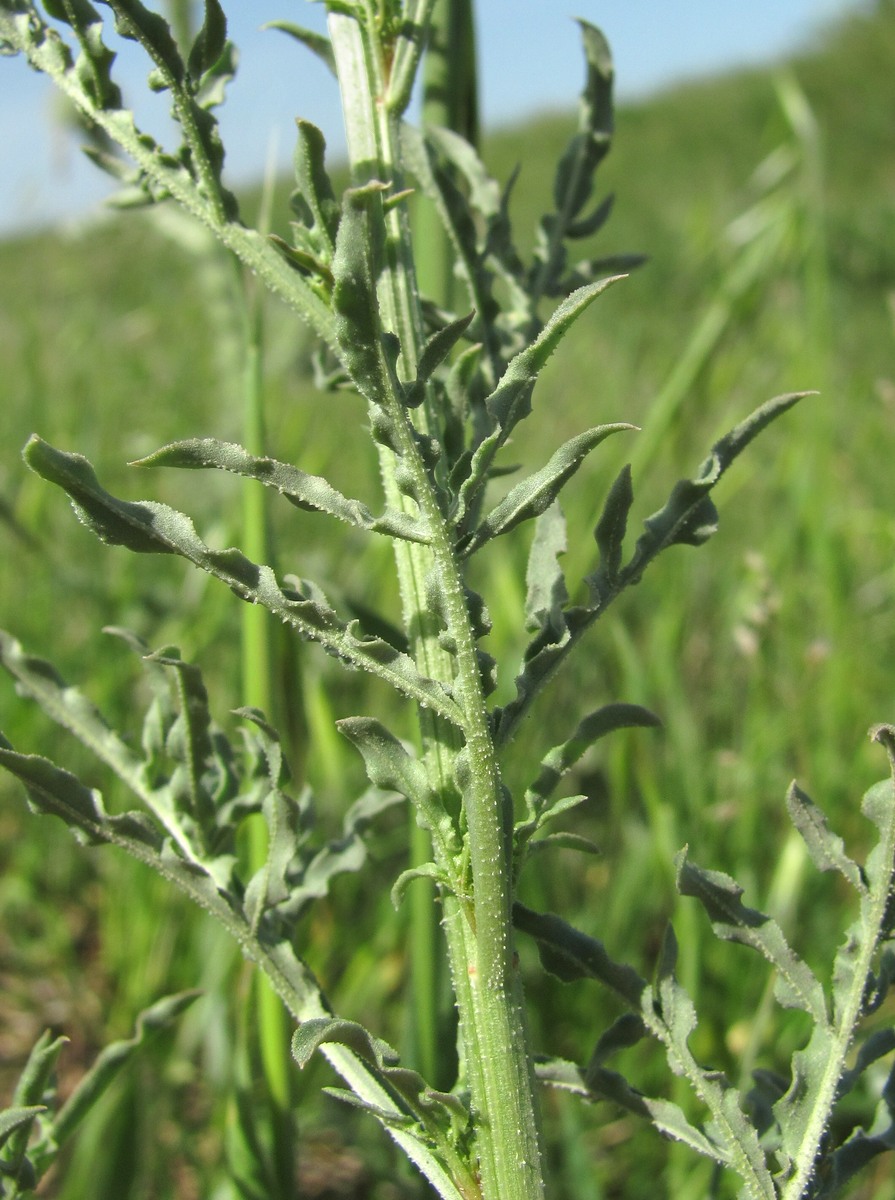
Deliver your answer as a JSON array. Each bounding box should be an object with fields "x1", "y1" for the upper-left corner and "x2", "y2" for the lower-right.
[{"x1": 1, "y1": 2, "x2": 895, "y2": 1197}]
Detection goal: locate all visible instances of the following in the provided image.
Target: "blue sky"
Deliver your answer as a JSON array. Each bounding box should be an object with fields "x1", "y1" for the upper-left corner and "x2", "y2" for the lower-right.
[{"x1": 0, "y1": 0, "x2": 865, "y2": 236}]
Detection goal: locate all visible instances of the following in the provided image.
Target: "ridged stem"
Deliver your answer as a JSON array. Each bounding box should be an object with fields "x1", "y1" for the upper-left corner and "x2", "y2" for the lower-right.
[{"x1": 330, "y1": 12, "x2": 546, "y2": 1200}]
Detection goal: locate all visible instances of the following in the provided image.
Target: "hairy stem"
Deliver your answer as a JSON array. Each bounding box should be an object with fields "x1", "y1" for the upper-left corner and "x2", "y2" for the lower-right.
[{"x1": 330, "y1": 11, "x2": 545, "y2": 1199}]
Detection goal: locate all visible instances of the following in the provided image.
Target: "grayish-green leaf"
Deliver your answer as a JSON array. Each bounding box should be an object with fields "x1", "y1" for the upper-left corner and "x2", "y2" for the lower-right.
[
  {"x1": 133, "y1": 437, "x2": 429, "y2": 543},
  {"x1": 0, "y1": 7, "x2": 337, "y2": 347},
  {"x1": 524, "y1": 502, "x2": 568, "y2": 635},
  {"x1": 391, "y1": 862, "x2": 453, "y2": 909},
  {"x1": 293, "y1": 1016, "x2": 475, "y2": 1196},
  {"x1": 337, "y1": 718, "x2": 458, "y2": 855},
  {"x1": 527, "y1": 830, "x2": 600, "y2": 857},
  {"x1": 455, "y1": 277, "x2": 625, "y2": 526},
  {"x1": 23, "y1": 439, "x2": 461, "y2": 725},
  {"x1": 336, "y1": 718, "x2": 428, "y2": 805},
  {"x1": 676, "y1": 848, "x2": 828, "y2": 1022},
  {"x1": 512, "y1": 902, "x2": 645, "y2": 1007},
  {"x1": 400, "y1": 124, "x2": 506, "y2": 382},
  {"x1": 529, "y1": 19, "x2": 616, "y2": 302},
  {"x1": 186, "y1": 0, "x2": 227, "y2": 82},
  {"x1": 537, "y1": 1056, "x2": 729, "y2": 1166},
  {"x1": 291, "y1": 118, "x2": 340, "y2": 252},
  {"x1": 626, "y1": 392, "x2": 809, "y2": 580},
  {"x1": 459, "y1": 423, "x2": 632, "y2": 556},
  {"x1": 642, "y1": 928, "x2": 777, "y2": 1199},
  {"x1": 497, "y1": 393, "x2": 806, "y2": 747},
  {"x1": 786, "y1": 782, "x2": 865, "y2": 891},
  {"x1": 403, "y1": 311, "x2": 476, "y2": 408},
  {"x1": 293, "y1": 1017, "x2": 399, "y2": 1071},
  {"x1": 0, "y1": 628, "x2": 144, "y2": 792},
  {"x1": 524, "y1": 702, "x2": 660, "y2": 816},
  {"x1": 592, "y1": 463, "x2": 634, "y2": 591},
  {"x1": 331, "y1": 182, "x2": 396, "y2": 410},
  {"x1": 0, "y1": 735, "x2": 163, "y2": 852},
  {"x1": 281, "y1": 786, "x2": 405, "y2": 924}
]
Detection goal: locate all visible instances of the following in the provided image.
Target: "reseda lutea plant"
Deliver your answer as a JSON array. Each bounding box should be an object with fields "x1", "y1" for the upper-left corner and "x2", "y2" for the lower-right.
[{"x1": 0, "y1": 3, "x2": 893, "y2": 1199}]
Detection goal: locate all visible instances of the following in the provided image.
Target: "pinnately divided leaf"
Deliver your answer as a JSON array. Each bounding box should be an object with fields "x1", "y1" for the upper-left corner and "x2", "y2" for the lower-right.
[
  {"x1": 623, "y1": 392, "x2": 810, "y2": 582},
  {"x1": 786, "y1": 782, "x2": 865, "y2": 891},
  {"x1": 770, "y1": 730, "x2": 895, "y2": 1198},
  {"x1": 292, "y1": 1017, "x2": 477, "y2": 1197},
  {"x1": 496, "y1": 393, "x2": 808, "y2": 747},
  {"x1": 0, "y1": 628, "x2": 145, "y2": 794},
  {"x1": 675, "y1": 848, "x2": 828, "y2": 1023},
  {"x1": 535, "y1": 1055, "x2": 728, "y2": 1166},
  {"x1": 524, "y1": 702, "x2": 661, "y2": 815},
  {"x1": 644, "y1": 928, "x2": 777, "y2": 1198},
  {"x1": 23, "y1": 437, "x2": 462, "y2": 726},
  {"x1": 512, "y1": 902, "x2": 645, "y2": 1008}
]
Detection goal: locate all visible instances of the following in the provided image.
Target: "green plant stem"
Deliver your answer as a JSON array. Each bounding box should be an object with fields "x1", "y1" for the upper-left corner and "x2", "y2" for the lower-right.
[
  {"x1": 330, "y1": 12, "x2": 545, "y2": 1199},
  {"x1": 408, "y1": 0, "x2": 479, "y2": 1092}
]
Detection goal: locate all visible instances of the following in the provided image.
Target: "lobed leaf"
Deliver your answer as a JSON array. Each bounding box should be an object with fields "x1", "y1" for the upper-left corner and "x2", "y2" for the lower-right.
[
  {"x1": 44, "y1": 0, "x2": 123, "y2": 110},
  {"x1": 537, "y1": 1055, "x2": 729, "y2": 1166},
  {"x1": 275, "y1": 786, "x2": 405, "y2": 926},
  {"x1": 492, "y1": 626, "x2": 574, "y2": 750},
  {"x1": 404, "y1": 311, "x2": 476, "y2": 408},
  {"x1": 0, "y1": 735, "x2": 163, "y2": 852},
  {"x1": 390, "y1": 862, "x2": 454, "y2": 910},
  {"x1": 400, "y1": 125, "x2": 506, "y2": 384},
  {"x1": 624, "y1": 392, "x2": 809, "y2": 582},
  {"x1": 498, "y1": 393, "x2": 806, "y2": 746},
  {"x1": 337, "y1": 718, "x2": 428, "y2": 805},
  {"x1": 644, "y1": 928, "x2": 778, "y2": 1198},
  {"x1": 526, "y1": 830, "x2": 600, "y2": 857},
  {"x1": 293, "y1": 1018, "x2": 475, "y2": 1196},
  {"x1": 676, "y1": 848, "x2": 828, "y2": 1023},
  {"x1": 787, "y1": 782, "x2": 865, "y2": 891},
  {"x1": 331, "y1": 182, "x2": 397, "y2": 411},
  {"x1": 292, "y1": 118, "x2": 340, "y2": 249},
  {"x1": 517, "y1": 794, "x2": 586, "y2": 843},
  {"x1": 101, "y1": 0, "x2": 184, "y2": 86},
  {"x1": 0, "y1": 628, "x2": 144, "y2": 792},
  {"x1": 529, "y1": 19, "x2": 616, "y2": 302},
  {"x1": 24, "y1": 438, "x2": 462, "y2": 725},
  {"x1": 1, "y1": 1029, "x2": 66, "y2": 1178},
  {"x1": 145, "y1": 646, "x2": 219, "y2": 843},
  {"x1": 242, "y1": 781, "x2": 306, "y2": 932},
  {"x1": 769, "y1": 740, "x2": 895, "y2": 1196}
]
